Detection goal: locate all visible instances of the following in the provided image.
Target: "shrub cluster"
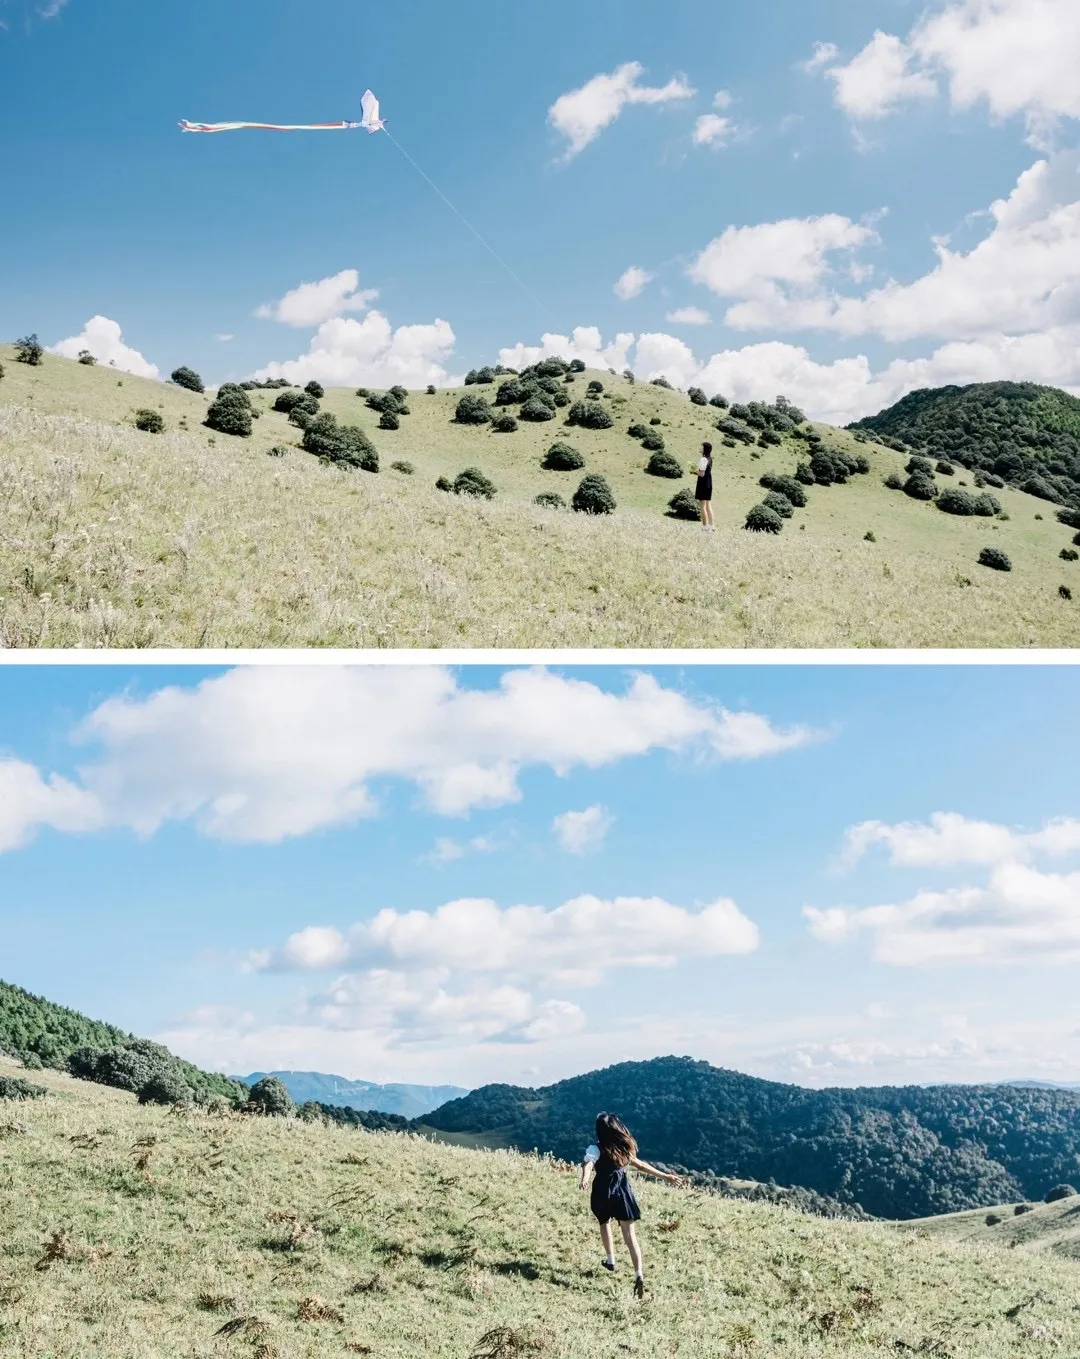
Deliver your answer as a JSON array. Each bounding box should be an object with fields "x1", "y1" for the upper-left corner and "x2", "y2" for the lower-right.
[
  {"x1": 520, "y1": 396, "x2": 556, "y2": 422},
  {"x1": 301, "y1": 413, "x2": 378, "y2": 471},
  {"x1": 759, "y1": 473, "x2": 808, "y2": 508},
  {"x1": 572, "y1": 474, "x2": 616, "y2": 515},
  {"x1": 70, "y1": 1039, "x2": 195, "y2": 1106},
  {"x1": 543, "y1": 442, "x2": 584, "y2": 471},
  {"x1": 464, "y1": 367, "x2": 496, "y2": 385},
  {"x1": 454, "y1": 393, "x2": 493, "y2": 425},
  {"x1": 566, "y1": 401, "x2": 613, "y2": 430},
  {"x1": 0, "y1": 1075, "x2": 46, "y2": 1100},
  {"x1": 937, "y1": 488, "x2": 1002, "y2": 517},
  {"x1": 206, "y1": 383, "x2": 254, "y2": 437},
  {"x1": 15, "y1": 334, "x2": 44, "y2": 366}
]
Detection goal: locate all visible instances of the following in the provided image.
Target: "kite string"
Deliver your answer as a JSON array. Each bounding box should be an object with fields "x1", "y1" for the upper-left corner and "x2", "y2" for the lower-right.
[{"x1": 381, "y1": 128, "x2": 558, "y2": 330}]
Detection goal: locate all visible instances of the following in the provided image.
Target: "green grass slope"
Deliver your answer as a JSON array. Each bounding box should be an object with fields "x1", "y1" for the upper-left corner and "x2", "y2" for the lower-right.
[
  {"x1": 3, "y1": 1059, "x2": 1079, "y2": 1359},
  {"x1": 2, "y1": 349, "x2": 1079, "y2": 647},
  {"x1": 896, "y1": 1191, "x2": 1080, "y2": 1263}
]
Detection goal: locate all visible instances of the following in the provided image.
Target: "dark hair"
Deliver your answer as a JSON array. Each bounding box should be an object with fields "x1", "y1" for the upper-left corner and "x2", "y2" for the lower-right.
[
  {"x1": 596, "y1": 1113, "x2": 638, "y2": 1167},
  {"x1": 702, "y1": 442, "x2": 713, "y2": 466}
]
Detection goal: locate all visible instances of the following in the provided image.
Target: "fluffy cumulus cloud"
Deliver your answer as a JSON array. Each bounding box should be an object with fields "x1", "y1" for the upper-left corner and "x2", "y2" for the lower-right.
[
  {"x1": 552, "y1": 805, "x2": 614, "y2": 855},
  {"x1": 693, "y1": 115, "x2": 733, "y2": 149},
  {"x1": 48, "y1": 316, "x2": 160, "y2": 379},
  {"x1": 254, "y1": 269, "x2": 379, "y2": 328},
  {"x1": 614, "y1": 266, "x2": 653, "y2": 301},
  {"x1": 816, "y1": 0, "x2": 1080, "y2": 140},
  {"x1": 808, "y1": 812, "x2": 1080, "y2": 966},
  {"x1": 253, "y1": 312, "x2": 459, "y2": 390},
  {"x1": 0, "y1": 759, "x2": 103, "y2": 853},
  {"x1": 251, "y1": 892, "x2": 761, "y2": 984},
  {"x1": 498, "y1": 326, "x2": 636, "y2": 374},
  {"x1": 548, "y1": 61, "x2": 695, "y2": 160},
  {"x1": 1, "y1": 667, "x2": 816, "y2": 851},
  {"x1": 666, "y1": 307, "x2": 712, "y2": 326}
]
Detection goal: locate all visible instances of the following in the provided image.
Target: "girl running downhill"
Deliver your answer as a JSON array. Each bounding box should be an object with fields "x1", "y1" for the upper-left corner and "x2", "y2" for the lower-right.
[{"x1": 579, "y1": 1112, "x2": 684, "y2": 1298}]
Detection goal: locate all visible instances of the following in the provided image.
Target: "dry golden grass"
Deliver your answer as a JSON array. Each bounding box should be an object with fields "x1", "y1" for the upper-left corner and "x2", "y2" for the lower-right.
[
  {"x1": 2, "y1": 1060, "x2": 1079, "y2": 1358},
  {"x1": 2, "y1": 347, "x2": 1079, "y2": 648}
]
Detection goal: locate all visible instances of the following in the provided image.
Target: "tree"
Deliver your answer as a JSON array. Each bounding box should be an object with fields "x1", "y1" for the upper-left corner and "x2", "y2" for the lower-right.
[
  {"x1": 455, "y1": 393, "x2": 493, "y2": 425},
  {"x1": 15, "y1": 335, "x2": 44, "y2": 366},
  {"x1": 304, "y1": 380, "x2": 325, "y2": 399},
  {"x1": 688, "y1": 387, "x2": 708, "y2": 406},
  {"x1": 572, "y1": 474, "x2": 616, "y2": 515},
  {"x1": 491, "y1": 413, "x2": 518, "y2": 433},
  {"x1": 569, "y1": 359, "x2": 587, "y2": 373},
  {"x1": 247, "y1": 1075, "x2": 295, "y2": 1117},
  {"x1": 709, "y1": 394, "x2": 729, "y2": 409},
  {"x1": 543, "y1": 443, "x2": 585, "y2": 471},
  {"x1": 759, "y1": 474, "x2": 808, "y2": 508},
  {"x1": 134, "y1": 409, "x2": 165, "y2": 434},
  {"x1": 566, "y1": 401, "x2": 613, "y2": 430},
  {"x1": 978, "y1": 546, "x2": 1012, "y2": 572},
  {"x1": 301, "y1": 413, "x2": 378, "y2": 471},
  {"x1": 535, "y1": 491, "x2": 566, "y2": 509},
  {"x1": 903, "y1": 472, "x2": 937, "y2": 501},
  {"x1": 520, "y1": 397, "x2": 556, "y2": 423},
  {"x1": 762, "y1": 491, "x2": 795, "y2": 519},
  {"x1": 668, "y1": 488, "x2": 700, "y2": 520},
  {"x1": 1045, "y1": 1183, "x2": 1077, "y2": 1202},
  {"x1": 205, "y1": 388, "x2": 252, "y2": 437},
  {"x1": 170, "y1": 366, "x2": 205, "y2": 393},
  {"x1": 745, "y1": 504, "x2": 784, "y2": 533},
  {"x1": 645, "y1": 450, "x2": 683, "y2": 479},
  {"x1": 273, "y1": 389, "x2": 308, "y2": 414},
  {"x1": 650, "y1": 376, "x2": 673, "y2": 389},
  {"x1": 453, "y1": 467, "x2": 496, "y2": 498},
  {"x1": 77, "y1": 350, "x2": 96, "y2": 366},
  {"x1": 138, "y1": 1069, "x2": 192, "y2": 1106},
  {"x1": 379, "y1": 410, "x2": 400, "y2": 430}
]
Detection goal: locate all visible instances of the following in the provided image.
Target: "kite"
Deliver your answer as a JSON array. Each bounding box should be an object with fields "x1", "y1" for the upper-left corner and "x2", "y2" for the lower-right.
[{"x1": 180, "y1": 89, "x2": 386, "y2": 135}]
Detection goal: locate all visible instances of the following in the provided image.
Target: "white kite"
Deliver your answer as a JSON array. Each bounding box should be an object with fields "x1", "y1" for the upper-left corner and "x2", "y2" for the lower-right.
[{"x1": 180, "y1": 89, "x2": 386, "y2": 135}]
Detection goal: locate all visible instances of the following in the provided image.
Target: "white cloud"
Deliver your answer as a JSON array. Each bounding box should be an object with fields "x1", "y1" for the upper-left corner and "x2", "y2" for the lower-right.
[
  {"x1": 498, "y1": 325, "x2": 636, "y2": 374},
  {"x1": 614, "y1": 266, "x2": 654, "y2": 301},
  {"x1": 0, "y1": 759, "x2": 103, "y2": 853},
  {"x1": 818, "y1": 1, "x2": 1080, "y2": 142},
  {"x1": 422, "y1": 835, "x2": 496, "y2": 866},
  {"x1": 214, "y1": 333, "x2": 235, "y2": 343},
  {"x1": 692, "y1": 114, "x2": 734, "y2": 149},
  {"x1": 254, "y1": 269, "x2": 379, "y2": 328},
  {"x1": 252, "y1": 891, "x2": 761, "y2": 983},
  {"x1": 2, "y1": 668, "x2": 815, "y2": 852},
  {"x1": 802, "y1": 41, "x2": 839, "y2": 73},
  {"x1": 252, "y1": 311, "x2": 459, "y2": 390},
  {"x1": 712, "y1": 91, "x2": 734, "y2": 111},
  {"x1": 666, "y1": 307, "x2": 712, "y2": 326},
  {"x1": 552, "y1": 805, "x2": 614, "y2": 855},
  {"x1": 810, "y1": 811, "x2": 1080, "y2": 967},
  {"x1": 823, "y1": 30, "x2": 938, "y2": 120},
  {"x1": 548, "y1": 61, "x2": 695, "y2": 160},
  {"x1": 839, "y1": 812, "x2": 1080, "y2": 870},
  {"x1": 688, "y1": 215, "x2": 877, "y2": 305},
  {"x1": 48, "y1": 316, "x2": 160, "y2": 379}
]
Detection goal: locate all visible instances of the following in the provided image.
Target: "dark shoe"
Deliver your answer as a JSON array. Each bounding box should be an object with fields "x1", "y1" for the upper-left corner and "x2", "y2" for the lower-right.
[
  {"x1": 601, "y1": 1259, "x2": 616, "y2": 1273},
  {"x1": 633, "y1": 1277, "x2": 645, "y2": 1299}
]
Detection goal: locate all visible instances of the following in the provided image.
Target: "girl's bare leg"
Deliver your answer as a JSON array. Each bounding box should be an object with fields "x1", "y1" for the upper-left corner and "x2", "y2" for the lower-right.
[
  {"x1": 706, "y1": 502, "x2": 715, "y2": 527},
  {"x1": 599, "y1": 1220, "x2": 615, "y2": 1264},
  {"x1": 699, "y1": 501, "x2": 708, "y2": 527},
  {"x1": 619, "y1": 1220, "x2": 643, "y2": 1276}
]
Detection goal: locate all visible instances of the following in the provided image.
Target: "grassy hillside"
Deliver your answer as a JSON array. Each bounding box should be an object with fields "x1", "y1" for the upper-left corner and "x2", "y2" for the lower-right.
[
  {"x1": 2, "y1": 347, "x2": 1079, "y2": 647},
  {"x1": 422, "y1": 1057, "x2": 1080, "y2": 1220},
  {"x1": 851, "y1": 382, "x2": 1080, "y2": 505},
  {"x1": 896, "y1": 1191, "x2": 1080, "y2": 1264},
  {"x1": 2, "y1": 1060, "x2": 1078, "y2": 1359}
]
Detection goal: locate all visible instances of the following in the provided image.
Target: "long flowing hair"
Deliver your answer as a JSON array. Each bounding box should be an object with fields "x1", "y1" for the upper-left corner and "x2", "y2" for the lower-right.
[
  {"x1": 595, "y1": 1112, "x2": 638, "y2": 1167},
  {"x1": 702, "y1": 441, "x2": 713, "y2": 469}
]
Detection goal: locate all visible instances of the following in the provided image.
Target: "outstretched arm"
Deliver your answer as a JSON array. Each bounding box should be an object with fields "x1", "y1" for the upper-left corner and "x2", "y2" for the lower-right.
[
  {"x1": 630, "y1": 1157, "x2": 684, "y2": 1185},
  {"x1": 578, "y1": 1160, "x2": 595, "y2": 1192}
]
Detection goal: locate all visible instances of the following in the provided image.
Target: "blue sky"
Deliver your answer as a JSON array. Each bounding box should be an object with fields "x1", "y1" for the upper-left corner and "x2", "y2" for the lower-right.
[
  {"x1": 1, "y1": 0, "x2": 1078, "y2": 422},
  {"x1": 2, "y1": 663, "x2": 1079, "y2": 1091}
]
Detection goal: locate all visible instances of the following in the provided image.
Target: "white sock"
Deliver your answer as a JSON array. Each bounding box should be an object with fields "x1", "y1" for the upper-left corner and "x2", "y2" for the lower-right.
[
  {"x1": 635, "y1": 1270, "x2": 644, "y2": 1281},
  {"x1": 605, "y1": 1254, "x2": 616, "y2": 1267}
]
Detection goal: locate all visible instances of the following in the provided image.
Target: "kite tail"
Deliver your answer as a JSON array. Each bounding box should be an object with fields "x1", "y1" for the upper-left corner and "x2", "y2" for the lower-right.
[{"x1": 380, "y1": 128, "x2": 556, "y2": 327}]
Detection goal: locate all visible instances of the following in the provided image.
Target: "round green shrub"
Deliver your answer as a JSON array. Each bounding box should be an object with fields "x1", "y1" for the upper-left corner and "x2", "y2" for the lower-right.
[
  {"x1": 745, "y1": 503, "x2": 784, "y2": 533},
  {"x1": 709, "y1": 394, "x2": 729, "y2": 409},
  {"x1": 247, "y1": 1075, "x2": 295, "y2": 1117},
  {"x1": 978, "y1": 546, "x2": 1012, "y2": 572},
  {"x1": 884, "y1": 473, "x2": 903, "y2": 490},
  {"x1": 904, "y1": 472, "x2": 937, "y2": 501},
  {"x1": 762, "y1": 490, "x2": 795, "y2": 519},
  {"x1": 304, "y1": 381, "x2": 325, "y2": 400},
  {"x1": 569, "y1": 359, "x2": 586, "y2": 373},
  {"x1": 567, "y1": 401, "x2": 613, "y2": 430},
  {"x1": 650, "y1": 376, "x2": 673, "y2": 389},
  {"x1": 301, "y1": 413, "x2": 378, "y2": 471},
  {"x1": 906, "y1": 456, "x2": 935, "y2": 478},
  {"x1": 795, "y1": 462, "x2": 816, "y2": 486},
  {"x1": 267, "y1": 445, "x2": 288, "y2": 458},
  {"x1": 453, "y1": 467, "x2": 496, "y2": 499},
  {"x1": 491, "y1": 413, "x2": 518, "y2": 433},
  {"x1": 864, "y1": 531, "x2": 876, "y2": 542},
  {"x1": 520, "y1": 397, "x2": 556, "y2": 423},
  {"x1": 1014, "y1": 1204, "x2": 1033, "y2": 1216},
  {"x1": 0, "y1": 1076, "x2": 46, "y2": 1100},
  {"x1": 172, "y1": 364, "x2": 206, "y2": 393},
  {"x1": 587, "y1": 380, "x2": 604, "y2": 396},
  {"x1": 758, "y1": 430, "x2": 782, "y2": 448},
  {"x1": 649, "y1": 416, "x2": 662, "y2": 426},
  {"x1": 534, "y1": 491, "x2": 566, "y2": 509},
  {"x1": 1045, "y1": 1184, "x2": 1078, "y2": 1203},
  {"x1": 138, "y1": 1069, "x2": 192, "y2": 1106},
  {"x1": 135, "y1": 409, "x2": 165, "y2": 434},
  {"x1": 206, "y1": 394, "x2": 252, "y2": 438},
  {"x1": 687, "y1": 387, "x2": 708, "y2": 406},
  {"x1": 935, "y1": 461, "x2": 955, "y2": 476},
  {"x1": 1056, "y1": 508, "x2": 1080, "y2": 530},
  {"x1": 455, "y1": 393, "x2": 493, "y2": 425},
  {"x1": 759, "y1": 474, "x2": 807, "y2": 508},
  {"x1": 273, "y1": 389, "x2": 306, "y2": 414},
  {"x1": 495, "y1": 379, "x2": 526, "y2": 406},
  {"x1": 811, "y1": 451, "x2": 851, "y2": 485},
  {"x1": 628, "y1": 423, "x2": 649, "y2": 439},
  {"x1": 641, "y1": 430, "x2": 666, "y2": 452},
  {"x1": 668, "y1": 488, "x2": 700, "y2": 521},
  {"x1": 391, "y1": 460, "x2": 414, "y2": 474},
  {"x1": 427, "y1": 385, "x2": 437, "y2": 395},
  {"x1": 973, "y1": 492, "x2": 1002, "y2": 517},
  {"x1": 572, "y1": 474, "x2": 616, "y2": 515},
  {"x1": 645, "y1": 450, "x2": 683, "y2": 479},
  {"x1": 435, "y1": 476, "x2": 453, "y2": 492},
  {"x1": 937, "y1": 488, "x2": 978, "y2": 516},
  {"x1": 543, "y1": 442, "x2": 584, "y2": 471},
  {"x1": 1061, "y1": 585, "x2": 1073, "y2": 600},
  {"x1": 985, "y1": 1214, "x2": 1002, "y2": 1226},
  {"x1": 379, "y1": 410, "x2": 400, "y2": 430}
]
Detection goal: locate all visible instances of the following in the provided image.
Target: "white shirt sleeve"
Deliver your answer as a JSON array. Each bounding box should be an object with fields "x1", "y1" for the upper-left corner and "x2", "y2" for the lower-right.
[
  {"x1": 698, "y1": 457, "x2": 710, "y2": 475},
  {"x1": 584, "y1": 1144, "x2": 601, "y2": 1164}
]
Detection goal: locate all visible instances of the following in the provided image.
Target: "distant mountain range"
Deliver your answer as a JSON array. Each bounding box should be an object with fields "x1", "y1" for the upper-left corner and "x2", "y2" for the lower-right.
[{"x1": 234, "y1": 1070, "x2": 469, "y2": 1119}]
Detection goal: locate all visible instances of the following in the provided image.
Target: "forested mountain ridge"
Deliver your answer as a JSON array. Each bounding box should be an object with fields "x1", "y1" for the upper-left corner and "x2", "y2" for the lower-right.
[
  {"x1": 235, "y1": 1069, "x2": 468, "y2": 1117},
  {"x1": 423, "y1": 1056, "x2": 1080, "y2": 1220},
  {"x1": 0, "y1": 978, "x2": 244, "y2": 1104},
  {"x1": 850, "y1": 381, "x2": 1080, "y2": 507}
]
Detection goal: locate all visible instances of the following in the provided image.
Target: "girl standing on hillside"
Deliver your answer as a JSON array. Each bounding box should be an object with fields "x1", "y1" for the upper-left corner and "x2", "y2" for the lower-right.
[
  {"x1": 579, "y1": 1112, "x2": 684, "y2": 1298},
  {"x1": 692, "y1": 441, "x2": 715, "y2": 531}
]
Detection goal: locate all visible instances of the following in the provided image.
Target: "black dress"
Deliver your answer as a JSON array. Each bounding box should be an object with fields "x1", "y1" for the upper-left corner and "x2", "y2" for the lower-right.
[
  {"x1": 695, "y1": 462, "x2": 713, "y2": 503},
  {"x1": 590, "y1": 1154, "x2": 642, "y2": 1223}
]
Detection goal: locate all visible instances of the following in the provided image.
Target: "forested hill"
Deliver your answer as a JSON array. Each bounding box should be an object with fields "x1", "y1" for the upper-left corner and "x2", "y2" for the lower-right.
[
  {"x1": 850, "y1": 381, "x2": 1080, "y2": 507},
  {"x1": 0, "y1": 978, "x2": 244, "y2": 1104},
  {"x1": 422, "y1": 1056, "x2": 1080, "y2": 1220}
]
